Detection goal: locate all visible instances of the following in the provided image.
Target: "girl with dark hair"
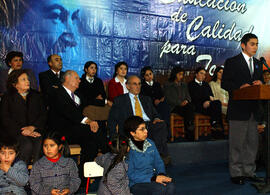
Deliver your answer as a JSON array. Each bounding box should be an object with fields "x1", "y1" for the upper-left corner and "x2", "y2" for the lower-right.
[
  {"x1": 95, "y1": 135, "x2": 131, "y2": 195},
  {"x1": 140, "y1": 66, "x2": 170, "y2": 131},
  {"x1": 124, "y1": 116, "x2": 175, "y2": 195},
  {"x1": 164, "y1": 67, "x2": 195, "y2": 140},
  {"x1": 0, "y1": 138, "x2": 29, "y2": 195},
  {"x1": 108, "y1": 61, "x2": 129, "y2": 101},
  {"x1": 209, "y1": 66, "x2": 229, "y2": 115},
  {"x1": 29, "y1": 131, "x2": 81, "y2": 195},
  {"x1": 77, "y1": 61, "x2": 112, "y2": 107},
  {"x1": 0, "y1": 69, "x2": 47, "y2": 165}
]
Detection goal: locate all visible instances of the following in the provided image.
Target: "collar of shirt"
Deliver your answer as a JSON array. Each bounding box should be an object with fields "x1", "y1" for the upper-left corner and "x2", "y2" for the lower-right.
[
  {"x1": 115, "y1": 76, "x2": 126, "y2": 84},
  {"x1": 115, "y1": 77, "x2": 129, "y2": 94},
  {"x1": 8, "y1": 68, "x2": 14, "y2": 75},
  {"x1": 62, "y1": 85, "x2": 80, "y2": 105},
  {"x1": 242, "y1": 52, "x2": 253, "y2": 67},
  {"x1": 195, "y1": 78, "x2": 202, "y2": 85},
  {"x1": 146, "y1": 81, "x2": 153, "y2": 86},
  {"x1": 51, "y1": 69, "x2": 60, "y2": 76},
  {"x1": 86, "y1": 75, "x2": 94, "y2": 83}
]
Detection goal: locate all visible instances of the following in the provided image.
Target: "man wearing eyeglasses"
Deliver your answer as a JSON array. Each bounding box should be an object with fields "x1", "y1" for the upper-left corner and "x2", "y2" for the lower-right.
[{"x1": 108, "y1": 75, "x2": 170, "y2": 165}]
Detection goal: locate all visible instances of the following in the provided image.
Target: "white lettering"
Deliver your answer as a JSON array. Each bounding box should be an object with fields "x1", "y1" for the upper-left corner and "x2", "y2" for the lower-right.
[
  {"x1": 160, "y1": 40, "x2": 196, "y2": 58},
  {"x1": 186, "y1": 16, "x2": 254, "y2": 42},
  {"x1": 161, "y1": 0, "x2": 247, "y2": 14},
  {"x1": 171, "y1": 6, "x2": 188, "y2": 23}
]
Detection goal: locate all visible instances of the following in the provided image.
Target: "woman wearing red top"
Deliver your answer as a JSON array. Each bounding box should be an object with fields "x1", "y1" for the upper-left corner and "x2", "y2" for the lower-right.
[{"x1": 108, "y1": 61, "x2": 129, "y2": 101}]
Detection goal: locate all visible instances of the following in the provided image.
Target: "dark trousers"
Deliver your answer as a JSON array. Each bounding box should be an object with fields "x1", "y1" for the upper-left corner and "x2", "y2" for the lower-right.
[
  {"x1": 146, "y1": 121, "x2": 168, "y2": 156},
  {"x1": 17, "y1": 135, "x2": 42, "y2": 165},
  {"x1": 198, "y1": 100, "x2": 222, "y2": 124},
  {"x1": 172, "y1": 103, "x2": 194, "y2": 126},
  {"x1": 155, "y1": 101, "x2": 171, "y2": 130},
  {"x1": 130, "y1": 182, "x2": 175, "y2": 195}
]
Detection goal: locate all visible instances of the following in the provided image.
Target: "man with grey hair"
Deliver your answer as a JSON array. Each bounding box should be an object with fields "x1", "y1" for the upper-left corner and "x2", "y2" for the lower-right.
[
  {"x1": 108, "y1": 75, "x2": 170, "y2": 164},
  {"x1": 48, "y1": 70, "x2": 99, "y2": 165}
]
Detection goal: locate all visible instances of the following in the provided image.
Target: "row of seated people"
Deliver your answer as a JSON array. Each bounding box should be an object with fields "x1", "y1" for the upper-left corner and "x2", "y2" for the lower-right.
[
  {"x1": 0, "y1": 117, "x2": 175, "y2": 195},
  {"x1": 0, "y1": 51, "x2": 231, "y2": 168}
]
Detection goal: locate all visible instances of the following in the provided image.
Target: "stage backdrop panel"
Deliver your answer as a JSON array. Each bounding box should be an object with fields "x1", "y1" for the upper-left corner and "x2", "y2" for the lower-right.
[{"x1": 1, "y1": 0, "x2": 270, "y2": 79}]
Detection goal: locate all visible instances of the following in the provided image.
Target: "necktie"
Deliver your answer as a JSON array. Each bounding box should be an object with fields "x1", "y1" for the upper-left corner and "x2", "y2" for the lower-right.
[
  {"x1": 71, "y1": 92, "x2": 79, "y2": 106},
  {"x1": 56, "y1": 72, "x2": 59, "y2": 78},
  {"x1": 134, "y1": 96, "x2": 143, "y2": 118},
  {"x1": 249, "y1": 57, "x2": 253, "y2": 76}
]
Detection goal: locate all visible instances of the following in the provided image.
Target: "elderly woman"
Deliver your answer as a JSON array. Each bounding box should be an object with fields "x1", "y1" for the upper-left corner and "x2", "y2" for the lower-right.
[
  {"x1": 108, "y1": 61, "x2": 129, "y2": 101},
  {"x1": 0, "y1": 69, "x2": 47, "y2": 165}
]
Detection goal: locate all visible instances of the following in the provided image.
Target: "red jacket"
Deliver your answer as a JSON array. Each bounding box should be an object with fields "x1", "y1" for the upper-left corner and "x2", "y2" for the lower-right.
[{"x1": 108, "y1": 78, "x2": 124, "y2": 101}]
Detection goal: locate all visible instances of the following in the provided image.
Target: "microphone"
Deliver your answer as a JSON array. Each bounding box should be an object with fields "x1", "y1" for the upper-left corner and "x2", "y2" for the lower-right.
[{"x1": 260, "y1": 57, "x2": 270, "y2": 71}]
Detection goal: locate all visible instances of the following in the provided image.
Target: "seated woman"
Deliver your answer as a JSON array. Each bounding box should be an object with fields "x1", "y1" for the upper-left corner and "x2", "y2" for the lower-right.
[
  {"x1": 77, "y1": 61, "x2": 112, "y2": 107},
  {"x1": 0, "y1": 51, "x2": 38, "y2": 96},
  {"x1": 209, "y1": 66, "x2": 229, "y2": 115},
  {"x1": 140, "y1": 66, "x2": 170, "y2": 131},
  {"x1": 0, "y1": 69, "x2": 47, "y2": 165},
  {"x1": 124, "y1": 116, "x2": 175, "y2": 195},
  {"x1": 188, "y1": 67, "x2": 223, "y2": 137},
  {"x1": 164, "y1": 67, "x2": 195, "y2": 140},
  {"x1": 77, "y1": 61, "x2": 111, "y2": 155},
  {"x1": 108, "y1": 62, "x2": 129, "y2": 101}
]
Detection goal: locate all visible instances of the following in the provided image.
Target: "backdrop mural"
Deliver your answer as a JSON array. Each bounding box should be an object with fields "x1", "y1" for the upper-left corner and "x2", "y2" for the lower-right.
[{"x1": 0, "y1": 0, "x2": 270, "y2": 80}]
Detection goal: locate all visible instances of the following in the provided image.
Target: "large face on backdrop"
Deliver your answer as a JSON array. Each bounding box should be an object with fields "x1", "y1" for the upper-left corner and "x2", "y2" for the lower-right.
[{"x1": 1, "y1": 0, "x2": 270, "y2": 78}]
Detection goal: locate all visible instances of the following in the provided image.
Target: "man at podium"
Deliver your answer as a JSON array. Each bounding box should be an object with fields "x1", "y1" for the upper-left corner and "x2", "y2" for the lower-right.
[{"x1": 222, "y1": 33, "x2": 263, "y2": 185}]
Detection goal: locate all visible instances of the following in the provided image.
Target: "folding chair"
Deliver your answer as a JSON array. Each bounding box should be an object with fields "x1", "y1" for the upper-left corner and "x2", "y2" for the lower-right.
[{"x1": 84, "y1": 162, "x2": 104, "y2": 195}]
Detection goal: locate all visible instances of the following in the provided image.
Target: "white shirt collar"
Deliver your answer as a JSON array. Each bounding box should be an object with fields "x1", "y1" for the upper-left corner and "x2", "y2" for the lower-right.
[
  {"x1": 8, "y1": 68, "x2": 14, "y2": 75},
  {"x1": 86, "y1": 75, "x2": 94, "y2": 83},
  {"x1": 62, "y1": 85, "x2": 73, "y2": 96},
  {"x1": 146, "y1": 81, "x2": 153, "y2": 86},
  {"x1": 51, "y1": 69, "x2": 60, "y2": 75},
  {"x1": 115, "y1": 76, "x2": 126, "y2": 84},
  {"x1": 242, "y1": 52, "x2": 253, "y2": 65},
  {"x1": 195, "y1": 78, "x2": 202, "y2": 85}
]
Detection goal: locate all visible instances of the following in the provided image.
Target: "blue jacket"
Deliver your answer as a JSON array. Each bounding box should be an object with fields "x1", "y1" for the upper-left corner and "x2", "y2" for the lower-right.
[
  {"x1": 127, "y1": 138, "x2": 165, "y2": 187},
  {"x1": 0, "y1": 160, "x2": 29, "y2": 195}
]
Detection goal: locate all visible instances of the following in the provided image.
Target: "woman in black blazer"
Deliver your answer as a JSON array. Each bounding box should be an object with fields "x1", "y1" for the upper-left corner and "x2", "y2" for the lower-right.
[
  {"x1": 77, "y1": 61, "x2": 112, "y2": 107},
  {"x1": 0, "y1": 69, "x2": 47, "y2": 165}
]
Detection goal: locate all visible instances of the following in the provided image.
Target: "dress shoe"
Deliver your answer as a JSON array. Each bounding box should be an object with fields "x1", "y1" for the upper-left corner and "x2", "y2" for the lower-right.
[
  {"x1": 231, "y1": 176, "x2": 245, "y2": 185},
  {"x1": 245, "y1": 175, "x2": 265, "y2": 183}
]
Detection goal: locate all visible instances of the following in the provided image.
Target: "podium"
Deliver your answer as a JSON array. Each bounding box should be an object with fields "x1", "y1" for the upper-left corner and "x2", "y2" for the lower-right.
[{"x1": 233, "y1": 85, "x2": 270, "y2": 192}]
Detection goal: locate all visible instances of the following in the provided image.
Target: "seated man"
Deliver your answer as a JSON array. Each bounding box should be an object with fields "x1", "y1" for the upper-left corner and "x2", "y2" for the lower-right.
[
  {"x1": 48, "y1": 70, "x2": 99, "y2": 164},
  {"x1": 108, "y1": 75, "x2": 170, "y2": 163},
  {"x1": 39, "y1": 54, "x2": 64, "y2": 105},
  {"x1": 0, "y1": 51, "x2": 37, "y2": 96},
  {"x1": 124, "y1": 116, "x2": 175, "y2": 195},
  {"x1": 188, "y1": 67, "x2": 223, "y2": 138}
]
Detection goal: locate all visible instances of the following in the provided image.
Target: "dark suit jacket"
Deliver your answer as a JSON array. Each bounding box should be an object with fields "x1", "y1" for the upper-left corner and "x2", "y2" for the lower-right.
[
  {"x1": 221, "y1": 53, "x2": 263, "y2": 120},
  {"x1": 188, "y1": 80, "x2": 213, "y2": 113},
  {"x1": 0, "y1": 68, "x2": 38, "y2": 95},
  {"x1": 39, "y1": 69, "x2": 64, "y2": 94},
  {"x1": 108, "y1": 93, "x2": 160, "y2": 136},
  {"x1": 140, "y1": 81, "x2": 164, "y2": 103},
  {"x1": 0, "y1": 89, "x2": 47, "y2": 137},
  {"x1": 77, "y1": 74, "x2": 107, "y2": 106},
  {"x1": 48, "y1": 86, "x2": 87, "y2": 133}
]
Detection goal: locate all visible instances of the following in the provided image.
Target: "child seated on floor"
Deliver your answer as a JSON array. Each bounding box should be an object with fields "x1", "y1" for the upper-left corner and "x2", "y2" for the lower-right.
[
  {"x1": 29, "y1": 131, "x2": 81, "y2": 195},
  {"x1": 95, "y1": 134, "x2": 132, "y2": 195},
  {"x1": 124, "y1": 116, "x2": 175, "y2": 195},
  {"x1": 0, "y1": 138, "x2": 29, "y2": 195}
]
